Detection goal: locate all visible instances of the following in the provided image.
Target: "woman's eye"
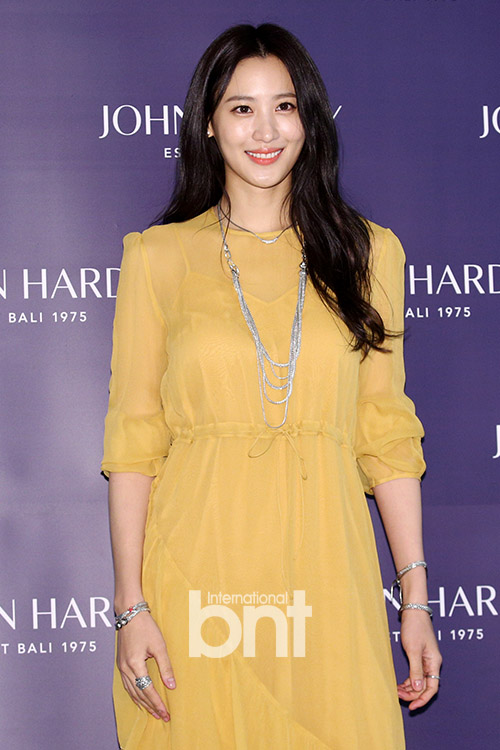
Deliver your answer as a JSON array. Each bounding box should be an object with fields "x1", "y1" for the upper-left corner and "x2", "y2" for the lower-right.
[
  {"x1": 233, "y1": 105, "x2": 252, "y2": 114},
  {"x1": 277, "y1": 102, "x2": 296, "y2": 111}
]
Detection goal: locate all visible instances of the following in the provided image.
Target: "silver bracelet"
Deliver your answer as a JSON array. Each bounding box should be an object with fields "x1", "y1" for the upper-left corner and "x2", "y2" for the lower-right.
[
  {"x1": 390, "y1": 560, "x2": 427, "y2": 604},
  {"x1": 114, "y1": 601, "x2": 150, "y2": 630},
  {"x1": 399, "y1": 602, "x2": 433, "y2": 618}
]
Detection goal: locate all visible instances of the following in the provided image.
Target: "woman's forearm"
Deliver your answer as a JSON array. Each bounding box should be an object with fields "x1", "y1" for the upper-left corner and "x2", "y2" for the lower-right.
[
  {"x1": 373, "y1": 477, "x2": 429, "y2": 602},
  {"x1": 108, "y1": 471, "x2": 154, "y2": 613}
]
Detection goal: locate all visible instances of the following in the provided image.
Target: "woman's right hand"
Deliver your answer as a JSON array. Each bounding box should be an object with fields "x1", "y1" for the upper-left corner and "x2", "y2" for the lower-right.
[{"x1": 116, "y1": 611, "x2": 176, "y2": 722}]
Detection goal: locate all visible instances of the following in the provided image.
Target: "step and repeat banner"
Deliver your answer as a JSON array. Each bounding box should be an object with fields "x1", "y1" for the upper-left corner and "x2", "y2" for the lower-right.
[{"x1": 1, "y1": 1, "x2": 498, "y2": 748}]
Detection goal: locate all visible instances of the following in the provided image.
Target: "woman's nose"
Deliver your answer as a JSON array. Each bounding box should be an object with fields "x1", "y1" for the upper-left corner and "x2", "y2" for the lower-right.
[{"x1": 252, "y1": 110, "x2": 279, "y2": 142}]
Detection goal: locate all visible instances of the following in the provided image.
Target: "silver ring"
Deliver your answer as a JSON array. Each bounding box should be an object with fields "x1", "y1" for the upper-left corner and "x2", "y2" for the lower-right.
[
  {"x1": 425, "y1": 674, "x2": 441, "y2": 680},
  {"x1": 135, "y1": 675, "x2": 153, "y2": 690}
]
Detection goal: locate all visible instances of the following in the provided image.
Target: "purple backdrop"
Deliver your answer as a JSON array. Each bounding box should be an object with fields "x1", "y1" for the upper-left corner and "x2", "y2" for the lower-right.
[{"x1": 1, "y1": 1, "x2": 498, "y2": 748}]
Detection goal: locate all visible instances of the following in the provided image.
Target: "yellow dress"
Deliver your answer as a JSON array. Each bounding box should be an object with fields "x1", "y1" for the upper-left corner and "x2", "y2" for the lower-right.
[{"x1": 101, "y1": 207, "x2": 425, "y2": 750}]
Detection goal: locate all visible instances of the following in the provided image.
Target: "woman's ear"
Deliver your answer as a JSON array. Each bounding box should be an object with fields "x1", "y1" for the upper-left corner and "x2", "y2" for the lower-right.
[{"x1": 207, "y1": 121, "x2": 214, "y2": 138}]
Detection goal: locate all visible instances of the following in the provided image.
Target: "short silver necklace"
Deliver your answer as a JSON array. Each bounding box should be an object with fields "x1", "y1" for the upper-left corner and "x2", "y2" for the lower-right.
[
  {"x1": 217, "y1": 203, "x2": 307, "y2": 428},
  {"x1": 217, "y1": 202, "x2": 292, "y2": 245}
]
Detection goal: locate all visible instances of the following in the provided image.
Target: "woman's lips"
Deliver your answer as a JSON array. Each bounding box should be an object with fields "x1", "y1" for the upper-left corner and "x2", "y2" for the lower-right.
[{"x1": 245, "y1": 148, "x2": 283, "y2": 165}]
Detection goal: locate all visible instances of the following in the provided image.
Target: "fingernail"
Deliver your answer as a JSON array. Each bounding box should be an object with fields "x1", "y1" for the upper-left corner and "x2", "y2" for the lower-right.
[
  {"x1": 163, "y1": 714, "x2": 170, "y2": 722},
  {"x1": 166, "y1": 678, "x2": 176, "y2": 688},
  {"x1": 413, "y1": 679, "x2": 422, "y2": 690},
  {"x1": 152, "y1": 713, "x2": 160, "y2": 719}
]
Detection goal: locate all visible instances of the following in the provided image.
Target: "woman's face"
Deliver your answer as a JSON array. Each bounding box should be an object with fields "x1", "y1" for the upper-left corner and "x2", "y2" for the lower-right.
[{"x1": 209, "y1": 55, "x2": 305, "y2": 197}]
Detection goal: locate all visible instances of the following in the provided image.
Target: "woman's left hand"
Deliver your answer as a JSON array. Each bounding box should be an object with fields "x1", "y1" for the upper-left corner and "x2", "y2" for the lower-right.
[{"x1": 397, "y1": 609, "x2": 442, "y2": 710}]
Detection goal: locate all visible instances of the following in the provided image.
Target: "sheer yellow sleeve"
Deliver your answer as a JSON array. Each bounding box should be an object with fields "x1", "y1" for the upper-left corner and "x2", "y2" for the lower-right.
[
  {"x1": 101, "y1": 231, "x2": 172, "y2": 478},
  {"x1": 354, "y1": 228, "x2": 426, "y2": 495}
]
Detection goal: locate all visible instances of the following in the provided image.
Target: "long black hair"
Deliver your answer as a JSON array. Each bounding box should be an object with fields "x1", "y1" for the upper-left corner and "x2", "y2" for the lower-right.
[{"x1": 153, "y1": 23, "x2": 398, "y2": 357}]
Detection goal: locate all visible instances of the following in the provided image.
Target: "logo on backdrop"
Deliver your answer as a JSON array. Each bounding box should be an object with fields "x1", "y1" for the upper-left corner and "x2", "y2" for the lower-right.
[
  {"x1": 480, "y1": 105, "x2": 500, "y2": 138},
  {"x1": 493, "y1": 425, "x2": 500, "y2": 459},
  {"x1": 407, "y1": 263, "x2": 500, "y2": 296},
  {"x1": 404, "y1": 262, "x2": 500, "y2": 321},
  {"x1": 1, "y1": 266, "x2": 119, "y2": 326},
  {"x1": 0, "y1": 267, "x2": 119, "y2": 301},
  {"x1": 0, "y1": 597, "x2": 112, "y2": 656},
  {"x1": 99, "y1": 104, "x2": 184, "y2": 138},
  {"x1": 99, "y1": 104, "x2": 184, "y2": 160}
]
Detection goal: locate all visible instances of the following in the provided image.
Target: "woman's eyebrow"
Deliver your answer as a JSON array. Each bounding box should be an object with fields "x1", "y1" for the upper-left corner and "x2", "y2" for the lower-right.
[{"x1": 224, "y1": 92, "x2": 297, "y2": 103}]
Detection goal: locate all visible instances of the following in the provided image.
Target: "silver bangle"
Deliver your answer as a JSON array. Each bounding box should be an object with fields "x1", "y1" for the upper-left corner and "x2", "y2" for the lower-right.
[
  {"x1": 114, "y1": 601, "x2": 150, "y2": 630},
  {"x1": 399, "y1": 602, "x2": 433, "y2": 618},
  {"x1": 390, "y1": 560, "x2": 427, "y2": 604}
]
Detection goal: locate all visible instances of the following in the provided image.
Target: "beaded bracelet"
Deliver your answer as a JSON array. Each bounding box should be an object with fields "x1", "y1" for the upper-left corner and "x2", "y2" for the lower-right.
[{"x1": 114, "y1": 601, "x2": 151, "y2": 630}]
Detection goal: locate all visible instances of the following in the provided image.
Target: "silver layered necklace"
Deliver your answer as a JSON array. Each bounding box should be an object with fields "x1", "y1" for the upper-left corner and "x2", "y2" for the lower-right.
[{"x1": 217, "y1": 203, "x2": 308, "y2": 429}]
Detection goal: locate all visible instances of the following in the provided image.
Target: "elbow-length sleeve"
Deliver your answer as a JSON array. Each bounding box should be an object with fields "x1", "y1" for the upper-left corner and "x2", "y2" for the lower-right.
[
  {"x1": 354, "y1": 227, "x2": 426, "y2": 495},
  {"x1": 101, "y1": 231, "x2": 172, "y2": 478}
]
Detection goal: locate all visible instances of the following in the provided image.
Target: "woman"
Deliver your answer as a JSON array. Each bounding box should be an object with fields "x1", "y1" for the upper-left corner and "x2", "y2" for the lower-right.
[{"x1": 101, "y1": 23, "x2": 442, "y2": 749}]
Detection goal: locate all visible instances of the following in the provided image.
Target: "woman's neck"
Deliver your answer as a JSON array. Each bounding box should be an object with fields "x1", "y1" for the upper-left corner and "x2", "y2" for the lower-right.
[{"x1": 220, "y1": 184, "x2": 291, "y2": 234}]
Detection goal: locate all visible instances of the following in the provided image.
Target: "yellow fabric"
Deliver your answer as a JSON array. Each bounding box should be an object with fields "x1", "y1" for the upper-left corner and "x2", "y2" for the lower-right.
[{"x1": 102, "y1": 207, "x2": 425, "y2": 749}]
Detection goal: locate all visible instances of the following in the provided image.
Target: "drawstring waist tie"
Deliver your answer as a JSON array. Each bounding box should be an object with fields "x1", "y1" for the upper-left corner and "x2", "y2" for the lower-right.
[{"x1": 171, "y1": 420, "x2": 353, "y2": 602}]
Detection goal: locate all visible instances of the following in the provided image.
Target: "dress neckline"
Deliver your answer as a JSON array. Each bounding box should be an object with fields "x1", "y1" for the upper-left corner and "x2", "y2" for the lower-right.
[{"x1": 209, "y1": 205, "x2": 294, "y2": 239}]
